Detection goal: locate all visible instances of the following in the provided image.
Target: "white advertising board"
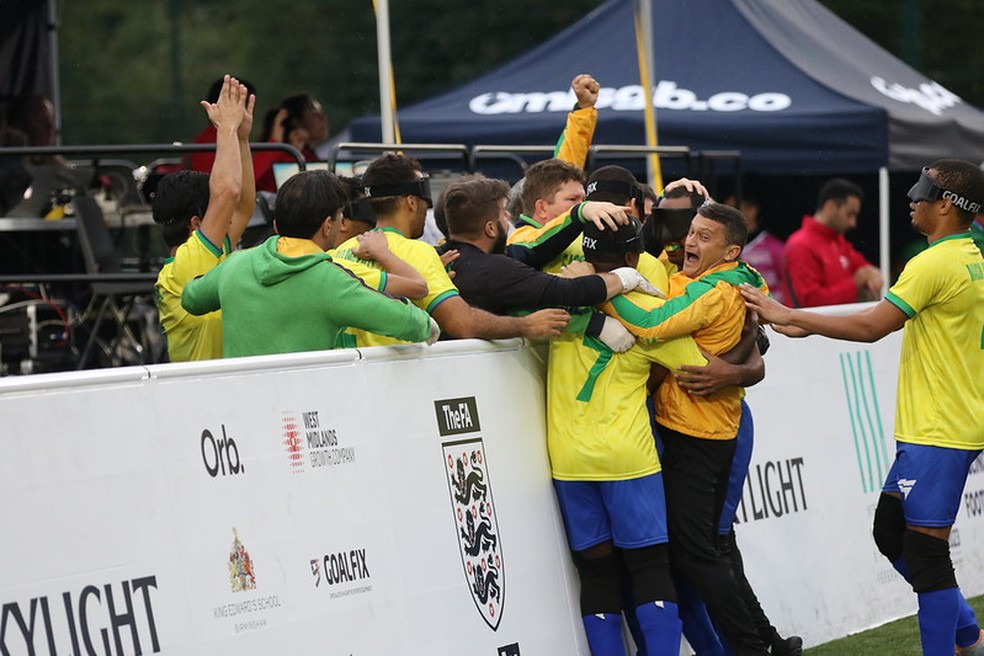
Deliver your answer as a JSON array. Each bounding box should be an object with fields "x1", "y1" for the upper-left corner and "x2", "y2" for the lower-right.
[{"x1": 1, "y1": 326, "x2": 980, "y2": 654}]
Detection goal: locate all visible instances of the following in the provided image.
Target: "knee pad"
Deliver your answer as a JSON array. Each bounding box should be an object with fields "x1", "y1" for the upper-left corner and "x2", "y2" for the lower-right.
[
  {"x1": 620, "y1": 544, "x2": 678, "y2": 606},
  {"x1": 902, "y1": 530, "x2": 957, "y2": 593},
  {"x1": 872, "y1": 494, "x2": 905, "y2": 562},
  {"x1": 572, "y1": 550, "x2": 622, "y2": 615}
]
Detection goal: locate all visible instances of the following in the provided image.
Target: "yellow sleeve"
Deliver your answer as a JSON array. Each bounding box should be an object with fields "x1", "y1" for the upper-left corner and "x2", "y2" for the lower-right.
[
  {"x1": 331, "y1": 257, "x2": 385, "y2": 291},
  {"x1": 554, "y1": 107, "x2": 597, "y2": 169},
  {"x1": 637, "y1": 252, "x2": 669, "y2": 295},
  {"x1": 391, "y1": 238, "x2": 459, "y2": 313},
  {"x1": 641, "y1": 336, "x2": 707, "y2": 371}
]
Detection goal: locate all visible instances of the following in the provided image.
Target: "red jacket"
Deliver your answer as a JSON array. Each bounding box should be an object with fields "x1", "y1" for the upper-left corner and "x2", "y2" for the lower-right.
[
  {"x1": 782, "y1": 216, "x2": 871, "y2": 307},
  {"x1": 186, "y1": 125, "x2": 316, "y2": 193}
]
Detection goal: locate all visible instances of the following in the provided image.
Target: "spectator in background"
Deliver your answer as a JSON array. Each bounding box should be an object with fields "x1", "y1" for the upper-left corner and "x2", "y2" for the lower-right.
[
  {"x1": 727, "y1": 192, "x2": 787, "y2": 304},
  {"x1": 259, "y1": 94, "x2": 328, "y2": 158},
  {"x1": 251, "y1": 93, "x2": 329, "y2": 192},
  {"x1": 782, "y1": 178, "x2": 883, "y2": 307},
  {"x1": 3, "y1": 95, "x2": 61, "y2": 166},
  {"x1": 187, "y1": 76, "x2": 257, "y2": 174}
]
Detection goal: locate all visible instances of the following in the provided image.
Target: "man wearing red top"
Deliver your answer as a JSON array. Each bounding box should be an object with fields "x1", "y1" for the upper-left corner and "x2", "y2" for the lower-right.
[{"x1": 782, "y1": 178, "x2": 884, "y2": 307}]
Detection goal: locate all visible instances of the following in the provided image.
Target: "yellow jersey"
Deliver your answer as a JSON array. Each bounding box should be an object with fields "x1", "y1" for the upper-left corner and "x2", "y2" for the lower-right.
[
  {"x1": 331, "y1": 227, "x2": 457, "y2": 347},
  {"x1": 155, "y1": 231, "x2": 229, "y2": 362},
  {"x1": 547, "y1": 300, "x2": 704, "y2": 481},
  {"x1": 885, "y1": 233, "x2": 984, "y2": 450},
  {"x1": 601, "y1": 261, "x2": 765, "y2": 439}
]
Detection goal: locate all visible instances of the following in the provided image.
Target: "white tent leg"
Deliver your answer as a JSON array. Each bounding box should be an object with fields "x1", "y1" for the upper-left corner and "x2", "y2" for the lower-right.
[{"x1": 879, "y1": 167, "x2": 890, "y2": 295}]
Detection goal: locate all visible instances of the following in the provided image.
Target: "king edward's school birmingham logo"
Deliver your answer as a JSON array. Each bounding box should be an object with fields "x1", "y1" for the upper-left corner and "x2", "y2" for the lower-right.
[{"x1": 437, "y1": 396, "x2": 505, "y2": 631}]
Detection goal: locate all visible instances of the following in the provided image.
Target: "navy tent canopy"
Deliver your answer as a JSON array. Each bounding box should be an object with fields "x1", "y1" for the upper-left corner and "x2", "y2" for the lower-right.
[{"x1": 350, "y1": 0, "x2": 984, "y2": 175}]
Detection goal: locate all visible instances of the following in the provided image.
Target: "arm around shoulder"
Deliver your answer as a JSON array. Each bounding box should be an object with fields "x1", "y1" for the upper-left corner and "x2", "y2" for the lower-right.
[{"x1": 180, "y1": 269, "x2": 222, "y2": 316}]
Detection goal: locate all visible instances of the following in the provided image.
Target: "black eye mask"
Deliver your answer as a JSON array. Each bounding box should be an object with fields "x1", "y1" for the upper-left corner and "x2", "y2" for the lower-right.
[{"x1": 908, "y1": 168, "x2": 983, "y2": 214}]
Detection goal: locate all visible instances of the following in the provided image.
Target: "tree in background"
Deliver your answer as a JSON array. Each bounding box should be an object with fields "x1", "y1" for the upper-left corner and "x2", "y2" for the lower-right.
[{"x1": 57, "y1": 0, "x2": 984, "y2": 151}]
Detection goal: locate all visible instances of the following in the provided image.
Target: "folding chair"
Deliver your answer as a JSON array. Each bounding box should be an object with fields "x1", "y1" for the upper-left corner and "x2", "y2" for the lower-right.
[{"x1": 73, "y1": 193, "x2": 155, "y2": 369}]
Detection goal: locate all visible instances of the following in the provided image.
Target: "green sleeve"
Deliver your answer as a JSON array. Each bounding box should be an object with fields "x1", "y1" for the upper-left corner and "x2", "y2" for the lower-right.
[
  {"x1": 180, "y1": 267, "x2": 222, "y2": 316},
  {"x1": 329, "y1": 269, "x2": 433, "y2": 343}
]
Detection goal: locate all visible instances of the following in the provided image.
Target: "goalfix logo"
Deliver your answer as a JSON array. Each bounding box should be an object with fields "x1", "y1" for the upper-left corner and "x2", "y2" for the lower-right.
[{"x1": 469, "y1": 81, "x2": 792, "y2": 115}]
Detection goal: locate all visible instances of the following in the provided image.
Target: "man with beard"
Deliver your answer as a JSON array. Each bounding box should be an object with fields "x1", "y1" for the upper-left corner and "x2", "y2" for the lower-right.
[{"x1": 440, "y1": 175, "x2": 661, "y2": 346}]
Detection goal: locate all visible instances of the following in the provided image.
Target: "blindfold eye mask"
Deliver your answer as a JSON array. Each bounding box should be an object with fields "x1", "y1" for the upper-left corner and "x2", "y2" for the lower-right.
[
  {"x1": 582, "y1": 216, "x2": 645, "y2": 255},
  {"x1": 908, "y1": 168, "x2": 983, "y2": 214},
  {"x1": 344, "y1": 197, "x2": 376, "y2": 226},
  {"x1": 585, "y1": 179, "x2": 646, "y2": 214},
  {"x1": 364, "y1": 177, "x2": 433, "y2": 208}
]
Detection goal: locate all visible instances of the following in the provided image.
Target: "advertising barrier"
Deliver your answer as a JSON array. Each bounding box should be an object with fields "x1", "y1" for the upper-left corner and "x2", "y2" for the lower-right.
[{"x1": 1, "y1": 327, "x2": 981, "y2": 654}]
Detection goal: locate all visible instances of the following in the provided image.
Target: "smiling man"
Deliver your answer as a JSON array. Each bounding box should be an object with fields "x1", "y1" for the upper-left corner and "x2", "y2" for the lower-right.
[{"x1": 598, "y1": 201, "x2": 771, "y2": 655}]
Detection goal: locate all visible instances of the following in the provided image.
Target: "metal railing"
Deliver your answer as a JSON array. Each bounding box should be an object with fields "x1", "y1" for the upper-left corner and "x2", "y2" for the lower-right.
[{"x1": 327, "y1": 142, "x2": 471, "y2": 173}]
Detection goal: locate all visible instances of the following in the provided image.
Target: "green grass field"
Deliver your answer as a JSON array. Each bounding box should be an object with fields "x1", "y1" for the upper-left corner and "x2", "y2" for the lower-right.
[{"x1": 804, "y1": 594, "x2": 984, "y2": 655}]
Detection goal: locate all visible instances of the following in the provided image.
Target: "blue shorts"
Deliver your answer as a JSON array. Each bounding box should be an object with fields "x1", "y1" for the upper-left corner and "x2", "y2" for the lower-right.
[
  {"x1": 553, "y1": 473, "x2": 668, "y2": 551},
  {"x1": 718, "y1": 400, "x2": 754, "y2": 534},
  {"x1": 881, "y1": 442, "x2": 982, "y2": 527}
]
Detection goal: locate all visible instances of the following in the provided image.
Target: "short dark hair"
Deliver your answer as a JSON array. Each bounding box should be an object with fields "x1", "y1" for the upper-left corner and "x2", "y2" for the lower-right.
[
  {"x1": 817, "y1": 178, "x2": 863, "y2": 211},
  {"x1": 639, "y1": 183, "x2": 659, "y2": 205},
  {"x1": 661, "y1": 185, "x2": 705, "y2": 205},
  {"x1": 585, "y1": 165, "x2": 639, "y2": 205},
  {"x1": 444, "y1": 176, "x2": 510, "y2": 237},
  {"x1": 273, "y1": 170, "x2": 347, "y2": 239},
  {"x1": 697, "y1": 201, "x2": 748, "y2": 250},
  {"x1": 582, "y1": 217, "x2": 645, "y2": 272},
  {"x1": 151, "y1": 170, "x2": 210, "y2": 249},
  {"x1": 521, "y1": 159, "x2": 585, "y2": 216},
  {"x1": 929, "y1": 158, "x2": 984, "y2": 224},
  {"x1": 362, "y1": 154, "x2": 422, "y2": 216}
]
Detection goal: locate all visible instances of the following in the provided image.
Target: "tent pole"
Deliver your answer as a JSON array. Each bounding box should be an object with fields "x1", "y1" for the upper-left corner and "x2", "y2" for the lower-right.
[
  {"x1": 374, "y1": 0, "x2": 396, "y2": 144},
  {"x1": 878, "y1": 167, "x2": 890, "y2": 294},
  {"x1": 47, "y1": 0, "x2": 61, "y2": 146},
  {"x1": 634, "y1": 0, "x2": 662, "y2": 190}
]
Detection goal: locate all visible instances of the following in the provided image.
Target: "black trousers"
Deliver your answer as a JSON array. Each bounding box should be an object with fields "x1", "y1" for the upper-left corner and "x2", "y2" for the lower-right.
[{"x1": 659, "y1": 426, "x2": 768, "y2": 655}]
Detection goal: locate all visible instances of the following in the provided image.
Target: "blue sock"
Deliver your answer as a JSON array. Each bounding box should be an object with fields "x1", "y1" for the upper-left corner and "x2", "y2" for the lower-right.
[
  {"x1": 917, "y1": 588, "x2": 960, "y2": 656},
  {"x1": 676, "y1": 578, "x2": 726, "y2": 656},
  {"x1": 956, "y1": 592, "x2": 981, "y2": 648},
  {"x1": 582, "y1": 612, "x2": 627, "y2": 656},
  {"x1": 633, "y1": 601, "x2": 682, "y2": 656},
  {"x1": 896, "y1": 558, "x2": 980, "y2": 648}
]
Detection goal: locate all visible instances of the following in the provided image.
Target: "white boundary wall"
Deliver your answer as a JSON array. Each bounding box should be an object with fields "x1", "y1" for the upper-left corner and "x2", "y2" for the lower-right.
[{"x1": 1, "y1": 323, "x2": 982, "y2": 655}]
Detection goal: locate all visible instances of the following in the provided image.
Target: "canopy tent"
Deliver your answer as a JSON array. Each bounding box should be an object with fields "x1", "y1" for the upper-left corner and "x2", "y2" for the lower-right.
[{"x1": 350, "y1": 0, "x2": 984, "y2": 175}]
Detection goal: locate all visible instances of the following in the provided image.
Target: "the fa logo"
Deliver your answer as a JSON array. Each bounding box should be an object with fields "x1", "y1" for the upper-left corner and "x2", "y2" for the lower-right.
[{"x1": 444, "y1": 437, "x2": 505, "y2": 631}]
